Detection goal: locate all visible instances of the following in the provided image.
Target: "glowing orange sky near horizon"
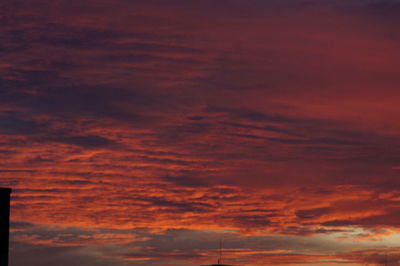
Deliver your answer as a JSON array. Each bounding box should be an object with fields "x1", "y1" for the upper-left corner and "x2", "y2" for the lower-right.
[{"x1": 2, "y1": 1, "x2": 400, "y2": 265}]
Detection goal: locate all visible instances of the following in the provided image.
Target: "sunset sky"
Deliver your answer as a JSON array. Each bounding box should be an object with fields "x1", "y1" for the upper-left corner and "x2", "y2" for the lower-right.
[{"x1": 2, "y1": 0, "x2": 400, "y2": 265}]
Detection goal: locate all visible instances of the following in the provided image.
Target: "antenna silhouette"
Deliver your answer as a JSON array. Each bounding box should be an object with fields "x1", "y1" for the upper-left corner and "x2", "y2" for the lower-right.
[
  {"x1": 385, "y1": 252, "x2": 388, "y2": 266},
  {"x1": 202, "y1": 238, "x2": 236, "y2": 266},
  {"x1": 217, "y1": 239, "x2": 222, "y2": 265}
]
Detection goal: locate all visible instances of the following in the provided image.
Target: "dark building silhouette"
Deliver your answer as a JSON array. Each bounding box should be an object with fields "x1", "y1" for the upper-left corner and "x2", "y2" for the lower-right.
[
  {"x1": 202, "y1": 261, "x2": 237, "y2": 265},
  {"x1": 202, "y1": 261, "x2": 237, "y2": 266},
  {"x1": 0, "y1": 188, "x2": 11, "y2": 266}
]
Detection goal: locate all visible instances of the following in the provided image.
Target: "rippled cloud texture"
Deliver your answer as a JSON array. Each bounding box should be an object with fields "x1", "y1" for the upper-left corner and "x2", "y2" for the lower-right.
[{"x1": 2, "y1": 0, "x2": 400, "y2": 265}]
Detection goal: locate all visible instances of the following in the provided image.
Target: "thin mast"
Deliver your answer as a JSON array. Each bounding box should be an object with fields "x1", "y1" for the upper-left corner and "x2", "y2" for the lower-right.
[{"x1": 217, "y1": 239, "x2": 222, "y2": 265}]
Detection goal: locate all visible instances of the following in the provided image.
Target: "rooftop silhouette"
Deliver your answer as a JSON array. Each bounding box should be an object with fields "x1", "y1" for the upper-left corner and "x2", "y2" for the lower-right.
[{"x1": 0, "y1": 188, "x2": 11, "y2": 266}]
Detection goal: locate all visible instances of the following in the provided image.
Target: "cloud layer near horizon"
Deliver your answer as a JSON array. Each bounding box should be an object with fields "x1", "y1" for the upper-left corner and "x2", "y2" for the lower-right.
[{"x1": 2, "y1": 0, "x2": 400, "y2": 265}]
